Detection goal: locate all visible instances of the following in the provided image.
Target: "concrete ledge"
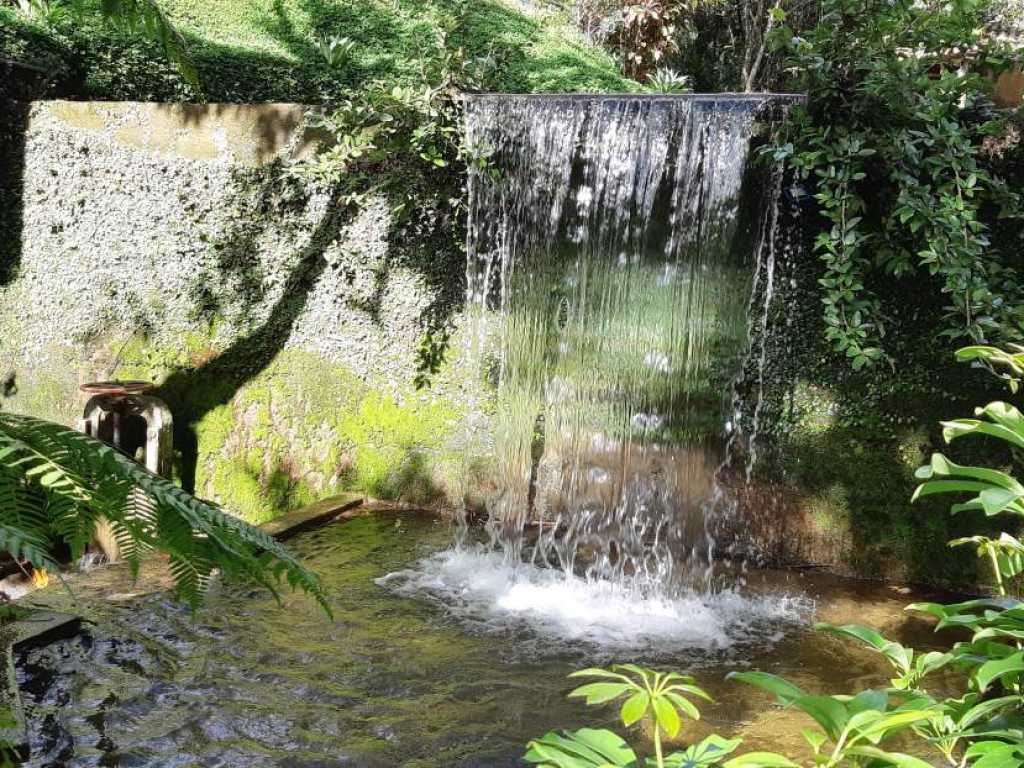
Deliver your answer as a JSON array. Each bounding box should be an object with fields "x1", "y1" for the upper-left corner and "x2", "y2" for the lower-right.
[
  {"x1": 36, "y1": 101, "x2": 329, "y2": 166},
  {"x1": 259, "y1": 493, "x2": 364, "y2": 541},
  {"x1": 10, "y1": 610, "x2": 81, "y2": 652},
  {"x1": 2, "y1": 610, "x2": 81, "y2": 762}
]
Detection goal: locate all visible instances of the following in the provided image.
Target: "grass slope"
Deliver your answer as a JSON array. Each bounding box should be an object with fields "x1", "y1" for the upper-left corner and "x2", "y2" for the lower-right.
[{"x1": 0, "y1": 0, "x2": 634, "y2": 101}]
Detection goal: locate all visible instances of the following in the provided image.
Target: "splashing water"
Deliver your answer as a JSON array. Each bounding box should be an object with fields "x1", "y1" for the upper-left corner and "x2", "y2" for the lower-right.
[
  {"x1": 379, "y1": 548, "x2": 811, "y2": 657},
  {"x1": 450, "y1": 94, "x2": 799, "y2": 601}
]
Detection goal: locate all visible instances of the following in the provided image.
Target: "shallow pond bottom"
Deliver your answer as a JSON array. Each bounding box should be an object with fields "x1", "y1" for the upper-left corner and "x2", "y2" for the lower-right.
[{"x1": 21, "y1": 512, "x2": 950, "y2": 767}]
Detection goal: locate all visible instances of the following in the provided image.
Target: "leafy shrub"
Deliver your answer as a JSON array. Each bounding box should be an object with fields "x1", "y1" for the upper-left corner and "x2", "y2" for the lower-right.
[
  {"x1": 525, "y1": 345, "x2": 1024, "y2": 767},
  {"x1": 769, "y1": 0, "x2": 1024, "y2": 369},
  {"x1": 524, "y1": 665, "x2": 772, "y2": 768}
]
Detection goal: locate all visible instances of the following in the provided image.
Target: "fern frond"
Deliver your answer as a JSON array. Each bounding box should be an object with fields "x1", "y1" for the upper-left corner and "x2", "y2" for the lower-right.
[
  {"x1": 0, "y1": 413, "x2": 329, "y2": 615},
  {"x1": 0, "y1": 523, "x2": 57, "y2": 572}
]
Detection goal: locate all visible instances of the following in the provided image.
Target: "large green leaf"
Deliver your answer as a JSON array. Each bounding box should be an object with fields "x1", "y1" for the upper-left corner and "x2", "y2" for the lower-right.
[
  {"x1": 653, "y1": 695, "x2": 682, "y2": 737},
  {"x1": 664, "y1": 734, "x2": 742, "y2": 768},
  {"x1": 850, "y1": 709, "x2": 937, "y2": 744},
  {"x1": 621, "y1": 691, "x2": 650, "y2": 726},
  {"x1": 817, "y1": 624, "x2": 913, "y2": 676},
  {"x1": 791, "y1": 695, "x2": 849, "y2": 741},
  {"x1": 844, "y1": 745, "x2": 936, "y2": 768},
  {"x1": 570, "y1": 683, "x2": 634, "y2": 705},
  {"x1": 964, "y1": 740, "x2": 1024, "y2": 768},
  {"x1": 917, "y1": 453, "x2": 1024, "y2": 492},
  {"x1": 723, "y1": 753, "x2": 799, "y2": 768},
  {"x1": 726, "y1": 672, "x2": 805, "y2": 704},
  {"x1": 975, "y1": 652, "x2": 1024, "y2": 692},
  {"x1": 524, "y1": 728, "x2": 639, "y2": 768}
]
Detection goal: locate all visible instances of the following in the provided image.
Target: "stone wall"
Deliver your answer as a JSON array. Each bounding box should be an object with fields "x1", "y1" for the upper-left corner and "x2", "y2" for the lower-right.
[{"x1": 0, "y1": 100, "x2": 473, "y2": 523}]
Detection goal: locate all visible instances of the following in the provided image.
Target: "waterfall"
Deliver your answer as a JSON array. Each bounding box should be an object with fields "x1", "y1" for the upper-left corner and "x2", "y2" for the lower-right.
[{"x1": 461, "y1": 94, "x2": 797, "y2": 596}]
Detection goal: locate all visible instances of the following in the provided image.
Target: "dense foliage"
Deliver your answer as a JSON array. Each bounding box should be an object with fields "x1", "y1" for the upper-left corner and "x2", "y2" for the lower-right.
[
  {"x1": 567, "y1": 0, "x2": 1023, "y2": 371},
  {"x1": 769, "y1": 0, "x2": 1023, "y2": 369},
  {"x1": 0, "y1": 412, "x2": 328, "y2": 612}
]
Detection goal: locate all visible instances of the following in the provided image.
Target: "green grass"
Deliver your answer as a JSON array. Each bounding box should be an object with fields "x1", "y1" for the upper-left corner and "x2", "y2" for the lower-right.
[{"x1": 0, "y1": 0, "x2": 634, "y2": 101}]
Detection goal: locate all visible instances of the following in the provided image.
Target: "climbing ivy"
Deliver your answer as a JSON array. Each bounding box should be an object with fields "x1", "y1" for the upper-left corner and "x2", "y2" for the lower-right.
[{"x1": 769, "y1": 0, "x2": 1024, "y2": 370}]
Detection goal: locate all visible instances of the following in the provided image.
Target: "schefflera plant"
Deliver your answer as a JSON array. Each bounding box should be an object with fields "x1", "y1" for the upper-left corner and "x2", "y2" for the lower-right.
[
  {"x1": 524, "y1": 664, "x2": 792, "y2": 768},
  {"x1": 913, "y1": 344, "x2": 1024, "y2": 596}
]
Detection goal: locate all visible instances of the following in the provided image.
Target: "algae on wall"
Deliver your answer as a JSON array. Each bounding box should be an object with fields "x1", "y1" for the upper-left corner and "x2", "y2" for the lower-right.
[{"x1": 0, "y1": 100, "x2": 477, "y2": 523}]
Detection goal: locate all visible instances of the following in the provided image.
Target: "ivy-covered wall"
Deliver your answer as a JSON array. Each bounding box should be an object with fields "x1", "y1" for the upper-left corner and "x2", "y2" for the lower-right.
[{"x1": 0, "y1": 100, "x2": 474, "y2": 524}]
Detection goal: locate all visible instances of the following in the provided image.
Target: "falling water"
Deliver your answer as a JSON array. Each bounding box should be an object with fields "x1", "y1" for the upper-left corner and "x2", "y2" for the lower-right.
[
  {"x1": 386, "y1": 94, "x2": 803, "y2": 644},
  {"x1": 458, "y1": 93, "x2": 799, "y2": 592}
]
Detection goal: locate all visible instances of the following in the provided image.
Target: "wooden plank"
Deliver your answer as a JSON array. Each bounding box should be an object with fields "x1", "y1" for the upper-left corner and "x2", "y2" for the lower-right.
[{"x1": 259, "y1": 493, "x2": 364, "y2": 541}]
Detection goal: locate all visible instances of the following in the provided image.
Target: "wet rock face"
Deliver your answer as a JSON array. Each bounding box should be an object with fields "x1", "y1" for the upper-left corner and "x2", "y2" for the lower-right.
[{"x1": 0, "y1": 101, "x2": 473, "y2": 519}]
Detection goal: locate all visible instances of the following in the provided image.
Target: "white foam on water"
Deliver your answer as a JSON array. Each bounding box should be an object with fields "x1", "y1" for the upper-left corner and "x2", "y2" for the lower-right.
[{"x1": 377, "y1": 548, "x2": 813, "y2": 655}]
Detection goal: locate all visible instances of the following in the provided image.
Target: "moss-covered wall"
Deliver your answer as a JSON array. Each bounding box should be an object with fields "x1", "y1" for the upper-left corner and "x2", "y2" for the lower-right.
[{"x1": 0, "y1": 100, "x2": 474, "y2": 524}]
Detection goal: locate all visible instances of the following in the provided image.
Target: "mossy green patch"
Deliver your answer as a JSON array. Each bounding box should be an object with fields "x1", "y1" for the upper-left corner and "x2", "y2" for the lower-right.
[
  {"x1": 806, "y1": 484, "x2": 850, "y2": 535},
  {"x1": 113, "y1": 338, "x2": 463, "y2": 524},
  {"x1": 780, "y1": 412, "x2": 998, "y2": 586}
]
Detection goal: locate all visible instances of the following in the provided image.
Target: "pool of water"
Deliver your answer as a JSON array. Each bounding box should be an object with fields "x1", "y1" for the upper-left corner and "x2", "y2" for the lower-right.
[{"x1": 21, "y1": 511, "x2": 954, "y2": 767}]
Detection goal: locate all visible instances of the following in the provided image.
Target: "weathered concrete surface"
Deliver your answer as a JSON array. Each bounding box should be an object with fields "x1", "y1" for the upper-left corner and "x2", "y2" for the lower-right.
[
  {"x1": 43, "y1": 101, "x2": 326, "y2": 165},
  {"x1": 0, "y1": 100, "x2": 473, "y2": 523}
]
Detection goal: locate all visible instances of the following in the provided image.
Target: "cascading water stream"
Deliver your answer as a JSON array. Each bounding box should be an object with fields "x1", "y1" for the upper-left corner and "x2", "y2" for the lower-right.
[
  {"x1": 383, "y1": 93, "x2": 807, "y2": 650},
  {"x1": 463, "y1": 94, "x2": 786, "y2": 583}
]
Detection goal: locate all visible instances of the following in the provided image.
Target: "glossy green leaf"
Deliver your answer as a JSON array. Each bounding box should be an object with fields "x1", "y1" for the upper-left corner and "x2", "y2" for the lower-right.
[
  {"x1": 723, "y1": 753, "x2": 800, "y2": 768},
  {"x1": 976, "y1": 652, "x2": 1024, "y2": 692},
  {"x1": 964, "y1": 740, "x2": 1024, "y2": 768},
  {"x1": 569, "y1": 683, "x2": 633, "y2": 705},
  {"x1": 845, "y1": 745, "x2": 935, "y2": 768},
  {"x1": 792, "y1": 695, "x2": 849, "y2": 740},
  {"x1": 726, "y1": 672, "x2": 805, "y2": 704},
  {"x1": 524, "y1": 728, "x2": 639, "y2": 768},
  {"x1": 653, "y1": 695, "x2": 682, "y2": 737},
  {"x1": 664, "y1": 734, "x2": 742, "y2": 768},
  {"x1": 665, "y1": 692, "x2": 701, "y2": 720},
  {"x1": 621, "y1": 692, "x2": 650, "y2": 727}
]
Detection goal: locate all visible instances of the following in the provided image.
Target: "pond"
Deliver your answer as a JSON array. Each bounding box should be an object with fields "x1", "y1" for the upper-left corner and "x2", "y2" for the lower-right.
[{"x1": 22, "y1": 511, "x2": 954, "y2": 767}]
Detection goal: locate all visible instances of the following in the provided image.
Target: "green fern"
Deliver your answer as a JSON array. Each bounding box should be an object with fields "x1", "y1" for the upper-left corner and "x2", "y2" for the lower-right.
[{"x1": 0, "y1": 412, "x2": 330, "y2": 615}]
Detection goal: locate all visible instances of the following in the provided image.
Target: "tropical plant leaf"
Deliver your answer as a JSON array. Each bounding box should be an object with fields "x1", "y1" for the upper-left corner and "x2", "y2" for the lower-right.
[
  {"x1": 621, "y1": 691, "x2": 650, "y2": 726},
  {"x1": 663, "y1": 734, "x2": 742, "y2": 768},
  {"x1": 722, "y1": 752, "x2": 799, "y2": 768},
  {"x1": 975, "y1": 652, "x2": 1024, "y2": 692},
  {"x1": 524, "y1": 728, "x2": 639, "y2": 767},
  {"x1": 0, "y1": 413, "x2": 328, "y2": 615},
  {"x1": 653, "y1": 695, "x2": 681, "y2": 737},
  {"x1": 726, "y1": 672, "x2": 805, "y2": 704},
  {"x1": 570, "y1": 683, "x2": 634, "y2": 705}
]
